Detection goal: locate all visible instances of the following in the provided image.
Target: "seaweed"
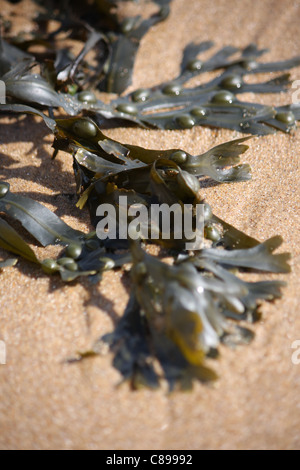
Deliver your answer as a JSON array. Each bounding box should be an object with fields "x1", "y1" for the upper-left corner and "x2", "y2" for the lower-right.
[
  {"x1": 101, "y1": 1, "x2": 172, "y2": 94},
  {"x1": 100, "y1": 239, "x2": 288, "y2": 390},
  {"x1": 0, "y1": 181, "x2": 131, "y2": 281},
  {"x1": 0, "y1": 115, "x2": 291, "y2": 388},
  {"x1": 0, "y1": 0, "x2": 295, "y2": 390},
  {"x1": 108, "y1": 41, "x2": 300, "y2": 134},
  {"x1": 0, "y1": 182, "x2": 83, "y2": 246},
  {"x1": 1, "y1": 2, "x2": 300, "y2": 133},
  {"x1": 0, "y1": 217, "x2": 40, "y2": 264}
]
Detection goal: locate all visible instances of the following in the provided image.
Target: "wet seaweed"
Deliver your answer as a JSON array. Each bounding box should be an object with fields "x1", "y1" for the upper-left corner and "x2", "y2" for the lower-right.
[
  {"x1": 0, "y1": 1, "x2": 300, "y2": 133},
  {"x1": 0, "y1": 0, "x2": 295, "y2": 390},
  {"x1": 0, "y1": 115, "x2": 291, "y2": 388}
]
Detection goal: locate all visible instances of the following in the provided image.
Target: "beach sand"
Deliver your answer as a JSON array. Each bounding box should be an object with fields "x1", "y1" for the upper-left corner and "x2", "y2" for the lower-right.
[{"x1": 0, "y1": 0, "x2": 299, "y2": 450}]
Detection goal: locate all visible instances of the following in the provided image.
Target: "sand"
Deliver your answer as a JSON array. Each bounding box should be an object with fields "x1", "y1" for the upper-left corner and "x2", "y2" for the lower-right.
[{"x1": 0, "y1": 0, "x2": 299, "y2": 450}]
